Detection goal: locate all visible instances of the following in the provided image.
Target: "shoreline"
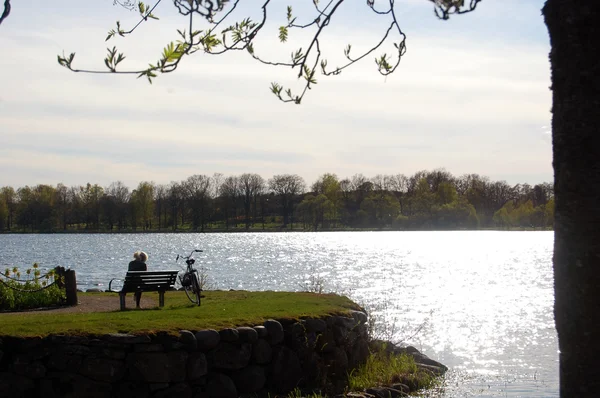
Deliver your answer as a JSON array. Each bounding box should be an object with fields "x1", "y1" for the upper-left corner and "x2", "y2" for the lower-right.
[{"x1": 0, "y1": 227, "x2": 553, "y2": 235}]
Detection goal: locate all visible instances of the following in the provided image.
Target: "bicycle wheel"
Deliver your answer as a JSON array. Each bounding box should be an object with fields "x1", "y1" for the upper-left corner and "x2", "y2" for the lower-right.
[
  {"x1": 192, "y1": 274, "x2": 201, "y2": 306},
  {"x1": 183, "y1": 273, "x2": 201, "y2": 305}
]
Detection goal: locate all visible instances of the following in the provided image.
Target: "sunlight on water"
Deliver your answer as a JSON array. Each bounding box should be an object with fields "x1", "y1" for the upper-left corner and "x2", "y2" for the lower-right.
[{"x1": 0, "y1": 231, "x2": 557, "y2": 397}]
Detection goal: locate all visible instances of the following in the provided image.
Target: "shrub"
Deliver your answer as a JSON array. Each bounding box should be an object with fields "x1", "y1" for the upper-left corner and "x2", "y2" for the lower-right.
[{"x1": 0, "y1": 264, "x2": 66, "y2": 311}]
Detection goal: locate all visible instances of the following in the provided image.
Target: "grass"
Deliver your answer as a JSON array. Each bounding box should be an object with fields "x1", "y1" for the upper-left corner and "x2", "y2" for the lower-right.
[
  {"x1": 348, "y1": 348, "x2": 437, "y2": 392},
  {"x1": 0, "y1": 290, "x2": 361, "y2": 337}
]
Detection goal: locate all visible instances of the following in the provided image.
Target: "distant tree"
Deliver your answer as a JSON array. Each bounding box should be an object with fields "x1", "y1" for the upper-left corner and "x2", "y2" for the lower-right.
[
  {"x1": 167, "y1": 181, "x2": 184, "y2": 230},
  {"x1": 54, "y1": 183, "x2": 70, "y2": 231},
  {"x1": 360, "y1": 192, "x2": 400, "y2": 229},
  {"x1": 184, "y1": 175, "x2": 211, "y2": 231},
  {"x1": 239, "y1": 173, "x2": 265, "y2": 230},
  {"x1": 1, "y1": 186, "x2": 16, "y2": 231},
  {"x1": 311, "y1": 173, "x2": 341, "y2": 228},
  {"x1": 268, "y1": 174, "x2": 306, "y2": 228},
  {"x1": 220, "y1": 175, "x2": 241, "y2": 229},
  {"x1": 132, "y1": 181, "x2": 155, "y2": 230},
  {"x1": 106, "y1": 181, "x2": 130, "y2": 230},
  {"x1": 154, "y1": 184, "x2": 168, "y2": 231}
]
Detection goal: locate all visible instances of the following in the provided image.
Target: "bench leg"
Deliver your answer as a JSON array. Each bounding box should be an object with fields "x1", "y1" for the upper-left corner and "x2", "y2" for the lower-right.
[
  {"x1": 159, "y1": 291, "x2": 165, "y2": 307},
  {"x1": 119, "y1": 293, "x2": 126, "y2": 310},
  {"x1": 135, "y1": 291, "x2": 142, "y2": 308}
]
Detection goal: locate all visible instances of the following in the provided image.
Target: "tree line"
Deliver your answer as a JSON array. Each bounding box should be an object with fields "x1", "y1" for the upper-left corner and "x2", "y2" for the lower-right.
[{"x1": 0, "y1": 169, "x2": 554, "y2": 233}]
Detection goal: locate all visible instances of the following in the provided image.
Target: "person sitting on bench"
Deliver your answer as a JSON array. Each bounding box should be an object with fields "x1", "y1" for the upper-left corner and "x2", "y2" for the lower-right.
[{"x1": 128, "y1": 251, "x2": 148, "y2": 308}]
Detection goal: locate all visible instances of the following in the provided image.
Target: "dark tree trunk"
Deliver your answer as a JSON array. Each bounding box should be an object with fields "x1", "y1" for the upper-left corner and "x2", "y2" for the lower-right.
[{"x1": 543, "y1": 1, "x2": 600, "y2": 396}]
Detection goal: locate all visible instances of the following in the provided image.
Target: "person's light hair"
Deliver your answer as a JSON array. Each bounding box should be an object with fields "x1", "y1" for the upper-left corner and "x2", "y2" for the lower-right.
[{"x1": 134, "y1": 251, "x2": 148, "y2": 262}]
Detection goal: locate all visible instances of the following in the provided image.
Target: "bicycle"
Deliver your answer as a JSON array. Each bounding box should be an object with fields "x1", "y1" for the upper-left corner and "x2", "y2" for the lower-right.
[{"x1": 176, "y1": 249, "x2": 203, "y2": 306}]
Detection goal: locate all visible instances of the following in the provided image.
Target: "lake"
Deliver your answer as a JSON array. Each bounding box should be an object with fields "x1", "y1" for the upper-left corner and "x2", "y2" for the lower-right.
[{"x1": 0, "y1": 231, "x2": 557, "y2": 397}]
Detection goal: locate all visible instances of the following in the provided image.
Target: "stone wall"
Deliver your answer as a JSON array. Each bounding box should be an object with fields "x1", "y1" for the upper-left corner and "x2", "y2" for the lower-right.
[{"x1": 0, "y1": 310, "x2": 370, "y2": 398}]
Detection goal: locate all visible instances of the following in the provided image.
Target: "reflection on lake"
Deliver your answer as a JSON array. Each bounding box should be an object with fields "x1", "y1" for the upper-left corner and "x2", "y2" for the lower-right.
[{"x1": 0, "y1": 231, "x2": 557, "y2": 397}]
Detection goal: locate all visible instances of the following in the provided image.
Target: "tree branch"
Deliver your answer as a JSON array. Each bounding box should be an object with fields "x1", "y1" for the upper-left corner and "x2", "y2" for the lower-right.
[
  {"x1": 58, "y1": 0, "x2": 481, "y2": 102},
  {"x1": 0, "y1": 0, "x2": 11, "y2": 26}
]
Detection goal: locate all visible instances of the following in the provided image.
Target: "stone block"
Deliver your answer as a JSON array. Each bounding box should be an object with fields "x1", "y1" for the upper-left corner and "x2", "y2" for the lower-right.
[
  {"x1": 195, "y1": 330, "x2": 220, "y2": 351},
  {"x1": 210, "y1": 342, "x2": 251, "y2": 370},
  {"x1": 236, "y1": 327, "x2": 258, "y2": 344},
  {"x1": 264, "y1": 319, "x2": 284, "y2": 345}
]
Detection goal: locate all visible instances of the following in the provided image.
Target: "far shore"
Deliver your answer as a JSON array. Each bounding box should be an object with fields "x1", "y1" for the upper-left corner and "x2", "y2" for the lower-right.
[{"x1": 0, "y1": 226, "x2": 553, "y2": 235}]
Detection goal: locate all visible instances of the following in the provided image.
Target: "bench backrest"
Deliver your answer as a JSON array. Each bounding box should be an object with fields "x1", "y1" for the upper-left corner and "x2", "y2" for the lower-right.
[{"x1": 121, "y1": 270, "x2": 179, "y2": 293}]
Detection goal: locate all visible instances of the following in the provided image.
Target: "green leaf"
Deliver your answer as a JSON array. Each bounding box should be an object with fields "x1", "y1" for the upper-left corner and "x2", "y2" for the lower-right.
[
  {"x1": 278, "y1": 26, "x2": 288, "y2": 43},
  {"x1": 287, "y1": 6, "x2": 293, "y2": 22},
  {"x1": 138, "y1": 2, "x2": 145, "y2": 14}
]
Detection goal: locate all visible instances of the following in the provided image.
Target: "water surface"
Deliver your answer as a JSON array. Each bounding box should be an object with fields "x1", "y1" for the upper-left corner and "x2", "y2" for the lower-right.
[{"x1": 0, "y1": 231, "x2": 557, "y2": 397}]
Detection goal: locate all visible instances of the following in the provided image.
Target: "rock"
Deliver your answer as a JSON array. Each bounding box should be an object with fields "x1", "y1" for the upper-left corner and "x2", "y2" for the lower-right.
[
  {"x1": 188, "y1": 352, "x2": 208, "y2": 380},
  {"x1": 0, "y1": 372, "x2": 34, "y2": 397},
  {"x1": 114, "y1": 381, "x2": 150, "y2": 398},
  {"x1": 317, "y1": 330, "x2": 336, "y2": 353},
  {"x1": 231, "y1": 365, "x2": 266, "y2": 393},
  {"x1": 149, "y1": 383, "x2": 170, "y2": 392},
  {"x1": 332, "y1": 322, "x2": 349, "y2": 345},
  {"x1": 153, "y1": 382, "x2": 193, "y2": 398},
  {"x1": 237, "y1": 327, "x2": 258, "y2": 344},
  {"x1": 152, "y1": 332, "x2": 182, "y2": 351},
  {"x1": 350, "y1": 310, "x2": 368, "y2": 325},
  {"x1": 410, "y1": 352, "x2": 448, "y2": 372},
  {"x1": 416, "y1": 363, "x2": 447, "y2": 376},
  {"x1": 210, "y1": 342, "x2": 252, "y2": 370},
  {"x1": 324, "y1": 347, "x2": 349, "y2": 379},
  {"x1": 391, "y1": 383, "x2": 411, "y2": 394},
  {"x1": 369, "y1": 339, "x2": 394, "y2": 354},
  {"x1": 61, "y1": 344, "x2": 91, "y2": 356},
  {"x1": 12, "y1": 354, "x2": 31, "y2": 376},
  {"x1": 300, "y1": 352, "x2": 323, "y2": 389},
  {"x1": 86, "y1": 288, "x2": 103, "y2": 292},
  {"x1": 333, "y1": 315, "x2": 357, "y2": 329},
  {"x1": 219, "y1": 328, "x2": 239, "y2": 343},
  {"x1": 253, "y1": 325, "x2": 268, "y2": 338},
  {"x1": 251, "y1": 339, "x2": 272, "y2": 365},
  {"x1": 92, "y1": 346, "x2": 128, "y2": 360},
  {"x1": 69, "y1": 374, "x2": 113, "y2": 398},
  {"x1": 366, "y1": 387, "x2": 407, "y2": 398},
  {"x1": 205, "y1": 372, "x2": 238, "y2": 398},
  {"x1": 107, "y1": 333, "x2": 151, "y2": 344},
  {"x1": 304, "y1": 318, "x2": 327, "y2": 333},
  {"x1": 80, "y1": 357, "x2": 126, "y2": 382},
  {"x1": 180, "y1": 330, "x2": 198, "y2": 350},
  {"x1": 127, "y1": 351, "x2": 188, "y2": 383},
  {"x1": 50, "y1": 335, "x2": 90, "y2": 345},
  {"x1": 288, "y1": 322, "x2": 307, "y2": 350},
  {"x1": 269, "y1": 346, "x2": 302, "y2": 393},
  {"x1": 264, "y1": 319, "x2": 284, "y2": 345},
  {"x1": 196, "y1": 330, "x2": 221, "y2": 351},
  {"x1": 46, "y1": 351, "x2": 83, "y2": 372},
  {"x1": 349, "y1": 337, "x2": 369, "y2": 369},
  {"x1": 134, "y1": 343, "x2": 164, "y2": 352}
]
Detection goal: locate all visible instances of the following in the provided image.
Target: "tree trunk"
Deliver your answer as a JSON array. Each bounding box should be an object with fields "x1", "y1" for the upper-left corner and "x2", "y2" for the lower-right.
[{"x1": 543, "y1": 1, "x2": 600, "y2": 396}]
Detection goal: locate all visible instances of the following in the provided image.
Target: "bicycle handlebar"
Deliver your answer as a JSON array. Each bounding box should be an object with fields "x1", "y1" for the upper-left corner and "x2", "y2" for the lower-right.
[{"x1": 176, "y1": 249, "x2": 203, "y2": 262}]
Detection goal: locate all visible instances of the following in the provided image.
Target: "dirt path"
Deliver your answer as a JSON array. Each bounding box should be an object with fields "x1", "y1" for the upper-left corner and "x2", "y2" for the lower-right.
[{"x1": 1, "y1": 293, "x2": 158, "y2": 315}]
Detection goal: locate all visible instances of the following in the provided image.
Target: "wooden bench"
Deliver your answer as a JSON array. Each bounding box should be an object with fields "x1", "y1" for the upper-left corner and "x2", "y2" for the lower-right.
[{"x1": 116, "y1": 270, "x2": 179, "y2": 310}]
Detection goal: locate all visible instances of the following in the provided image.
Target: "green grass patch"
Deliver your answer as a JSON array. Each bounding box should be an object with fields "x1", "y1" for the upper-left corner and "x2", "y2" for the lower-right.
[
  {"x1": 348, "y1": 348, "x2": 436, "y2": 392},
  {"x1": 0, "y1": 290, "x2": 360, "y2": 338}
]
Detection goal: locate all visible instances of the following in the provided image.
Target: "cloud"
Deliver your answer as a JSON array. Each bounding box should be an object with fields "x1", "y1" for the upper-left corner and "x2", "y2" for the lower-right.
[{"x1": 0, "y1": 0, "x2": 552, "y2": 188}]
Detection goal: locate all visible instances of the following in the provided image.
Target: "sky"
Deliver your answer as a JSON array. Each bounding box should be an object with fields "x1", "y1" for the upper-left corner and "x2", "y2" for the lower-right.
[{"x1": 0, "y1": 0, "x2": 552, "y2": 190}]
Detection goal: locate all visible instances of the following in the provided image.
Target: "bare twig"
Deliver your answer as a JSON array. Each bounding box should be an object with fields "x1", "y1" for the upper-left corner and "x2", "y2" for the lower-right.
[
  {"x1": 0, "y1": 0, "x2": 11, "y2": 26},
  {"x1": 58, "y1": 0, "x2": 481, "y2": 102}
]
